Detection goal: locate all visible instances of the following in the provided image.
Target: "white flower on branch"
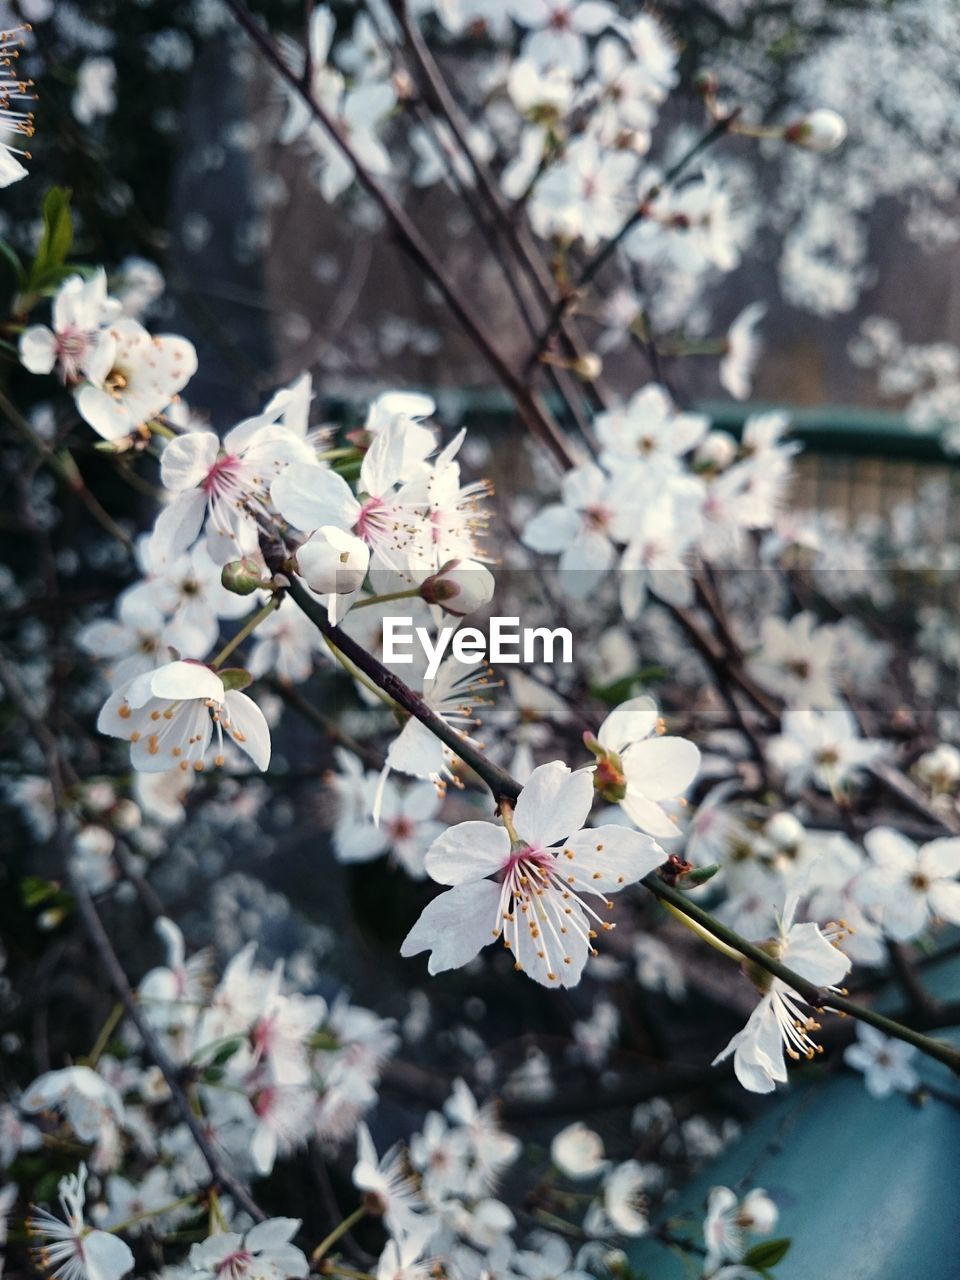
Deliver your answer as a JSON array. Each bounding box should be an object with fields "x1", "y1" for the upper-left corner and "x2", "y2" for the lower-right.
[
  {"x1": 188, "y1": 1219, "x2": 308, "y2": 1280},
  {"x1": 27, "y1": 1164, "x2": 134, "y2": 1280},
  {"x1": 97, "y1": 659, "x2": 270, "y2": 774},
  {"x1": 712, "y1": 892, "x2": 852, "y2": 1094},
  {"x1": 400, "y1": 760, "x2": 666, "y2": 986},
  {"x1": 76, "y1": 318, "x2": 198, "y2": 443}
]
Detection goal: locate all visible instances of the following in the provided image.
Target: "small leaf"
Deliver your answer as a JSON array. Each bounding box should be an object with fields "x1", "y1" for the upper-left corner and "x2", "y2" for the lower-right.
[
  {"x1": 22, "y1": 875, "x2": 59, "y2": 908},
  {"x1": 27, "y1": 187, "x2": 74, "y2": 290},
  {"x1": 0, "y1": 237, "x2": 24, "y2": 287},
  {"x1": 742, "y1": 1238, "x2": 791, "y2": 1270},
  {"x1": 589, "y1": 666, "x2": 668, "y2": 704},
  {"x1": 219, "y1": 667, "x2": 253, "y2": 692}
]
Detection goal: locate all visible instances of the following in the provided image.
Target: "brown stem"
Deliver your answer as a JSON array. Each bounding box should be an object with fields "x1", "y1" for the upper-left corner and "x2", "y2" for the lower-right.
[{"x1": 223, "y1": 0, "x2": 575, "y2": 471}]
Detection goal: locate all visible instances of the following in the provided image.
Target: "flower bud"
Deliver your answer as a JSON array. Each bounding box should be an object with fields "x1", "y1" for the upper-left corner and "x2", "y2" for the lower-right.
[
  {"x1": 296, "y1": 525, "x2": 370, "y2": 595},
  {"x1": 784, "y1": 109, "x2": 847, "y2": 153},
  {"x1": 111, "y1": 799, "x2": 141, "y2": 832},
  {"x1": 916, "y1": 743, "x2": 960, "y2": 789},
  {"x1": 221, "y1": 558, "x2": 265, "y2": 596},
  {"x1": 764, "y1": 811, "x2": 804, "y2": 849},
  {"x1": 573, "y1": 352, "x2": 603, "y2": 381},
  {"x1": 420, "y1": 559, "x2": 495, "y2": 616},
  {"x1": 694, "y1": 429, "x2": 737, "y2": 471}
]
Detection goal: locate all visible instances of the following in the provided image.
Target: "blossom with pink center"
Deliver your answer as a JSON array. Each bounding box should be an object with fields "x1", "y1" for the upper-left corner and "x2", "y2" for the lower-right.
[
  {"x1": 272, "y1": 415, "x2": 433, "y2": 584},
  {"x1": 27, "y1": 1164, "x2": 134, "y2": 1280},
  {"x1": 522, "y1": 463, "x2": 624, "y2": 600},
  {"x1": 150, "y1": 408, "x2": 314, "y2": 565},
  {"x1": 188, "y1": 1219, "x2": 308, "y2": 1280},
  {"x1": 401, "y1": 761, "x2": 666, "y2": 987},
  {"x1": 20, "y1": 270, "x2": 120, "y2": 383}
]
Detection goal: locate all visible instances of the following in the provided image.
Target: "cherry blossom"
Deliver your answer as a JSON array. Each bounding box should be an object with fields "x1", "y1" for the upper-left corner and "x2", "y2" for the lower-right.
[
  {"x1": 401, "y1": 761, "x2": 666, "y2": 986},
  {"x1": 97, "y1": 659, "x2": 271, "y2": 773}
]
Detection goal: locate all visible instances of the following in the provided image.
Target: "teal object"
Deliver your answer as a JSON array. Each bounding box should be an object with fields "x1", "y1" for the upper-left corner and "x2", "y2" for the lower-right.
[{"x1": 628, "y1": 957, "x2": 960, "y2": 1279}]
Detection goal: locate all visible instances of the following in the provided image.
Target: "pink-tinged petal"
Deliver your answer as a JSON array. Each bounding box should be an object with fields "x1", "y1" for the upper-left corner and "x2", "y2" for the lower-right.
[
  {"x1": 782, "y1": 922, "x2": 851, "y2": 987},
  {"x1": 597, "y1": 696, "x2": 658, "y2": 753},
  {"x1": 19, "y1": 325, "x2": 58, "y2": 374},
  {"x1": 400, "y1": 880, "x2": 502, "y2": 973},
  {"x1": 424, "y1": 821, "x2": 511, "y2": 885},
  {"x1": 149, "y1": 661, "x2": 224, "y2": 702},
  {"x1": 919, "y1": 837, "x2": 960, "y2": 879},
  {"x1": 513, "y1": 761, "x2": 594, "y2": 848},
  {"x1": 561, "y1": 825, "x2": 665, "y2": 893},
  {"x1": 83, "y1": 1230, "x2": 135, "y2": 1280},
  {"x1": 223, "y1": 690, "x2": 271, "y2": 771},
  {"x1": 160, "y1": 431, "x2": 220, "y2": 491},
  {"x1": 621, "y1": 735, "x2": 700, "y2": 800},
  {"x1": 149, "y1": 490, "x2": 208, "y2": 565},
  {"x1": 271, "y1": 465, "x2": 359, "y2": 532},
  {"x1": 928, "y1": 879, "x2": 960, "y2": 926}
]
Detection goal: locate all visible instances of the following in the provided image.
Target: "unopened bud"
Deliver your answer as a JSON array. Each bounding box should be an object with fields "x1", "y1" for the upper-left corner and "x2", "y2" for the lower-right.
[
  {"x1": 694, "y1": 429, "x2": 737, "y2": 471},
  {"x1": 694, "y1": 69, "x2": 718, "y2": 98},
  {"x1": 680, "y1": 862, "x2": 721, "y2": 887},
  {"x1": 420, "y1": 559, "x2": 495, "y2": 616},
  {"x1": 296, "y1": 525, "x2": 370, "y2": 595},
  {"x1": 221, "y1": 558, "x2": 264, "y2": 596},
  {"x1": 784, "y1": 108, "x2": 847, "y2": 153},
  {"x1": 573, "y1": 352, "x2": 603, "y2": 381},
  {"x1": 764, "y1": 811, "x2": 804, "y2": 849}
]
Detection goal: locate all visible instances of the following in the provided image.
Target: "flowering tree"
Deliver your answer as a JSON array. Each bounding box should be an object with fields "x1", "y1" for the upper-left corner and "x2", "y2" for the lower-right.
[{"x1": 1, "y1": 5, "x2": 960, "y2": 1280}]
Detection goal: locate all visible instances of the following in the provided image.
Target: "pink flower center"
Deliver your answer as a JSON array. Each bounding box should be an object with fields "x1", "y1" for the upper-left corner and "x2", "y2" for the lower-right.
[
  {"x1": 549, "y1": 6, "x2": 572, "y2": 30},
  {"x1": 355, "y1": 496, "x2": 386, "y2": 542},
  {"x1": 202, "y1": 454, "x2": 241, "y2": 496}
]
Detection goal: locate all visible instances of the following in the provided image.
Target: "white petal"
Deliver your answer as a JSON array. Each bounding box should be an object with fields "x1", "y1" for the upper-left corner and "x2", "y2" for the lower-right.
[
  {"x1": 783, "y1": 922, "x2": 851, "y2": 986},
  {"x1": 83, "y1": 1231, "x2": 135, "y2": 1280},
  {"x1": 621, "y1": 736, "x2": 700, "y2": 800},
  {"x1": 223, "y1": 691, "x2": 272, "y2": 771},
  {"x1": 513, "y1": 761, "x2": 594, "y2": 847},
  {"x1": 522, "y1": 505, "x2": 581, "y2": 554},
  {"x1": 424, "y1": 820, "x2": 510, "y2": 885},
  {"x1": 561, "y1": 825, "x2": 665, "y2": 893},
  {"x1": 19, "y1": 326, "x2": 58, "y2": 374},
  {"x1": 271, "y1": 465, "x2": 359, "y2": 532},
  {"x1": 244, "y1": 1218, "x2": 301, "y2": 1252},
  {"x1": 160, "y1": 431, "x2": 219, "y2": 491},
  {"x1": 76, "y1": 384, "x2": 134, "y2": 440},
  {"x1": 149, "y1": 490, "x2": 208, "y2": 564},
  {"x1": 400, "y1": 880, "x2": 502, "y2": 973},
  {"x1": 597, "y1": 696, "x2": 658, "y2": 753},
  {"x1": 149, "y1": 661, "x2": 224, "y2": 702}
]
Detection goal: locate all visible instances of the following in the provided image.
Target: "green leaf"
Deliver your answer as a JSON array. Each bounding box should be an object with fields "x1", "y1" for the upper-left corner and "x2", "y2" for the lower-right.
[
  {"x1": 0, "y1": 237, "x2": 24, "y2": 287},
  {"x1": 21, "y1": 875, "x2": 59, "y2": 908},
  {"x1": 742, "y1": 1238, "x2": 792, "y2": 1270},
  {"x1": 27, "y1": 187, "x2": 74, "y2": 290},
  {"x1": 219, "y1": 667, "x2": 253, "y2": 692},
  {"x1": 588, "y1": 666, "x2": 668, "y2": 704}
]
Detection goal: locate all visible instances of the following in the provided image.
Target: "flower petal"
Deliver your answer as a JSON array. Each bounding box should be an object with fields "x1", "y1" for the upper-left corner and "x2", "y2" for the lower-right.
[
  {"x1": 400, "y1": 880, "x2": 502, "y2": 973},
  {"x1": 424, "y1": 821, "x2": 510, "y2": 885},
  {"x1": 513, "y1": 761, "x2": 594, "y2": 847}
]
